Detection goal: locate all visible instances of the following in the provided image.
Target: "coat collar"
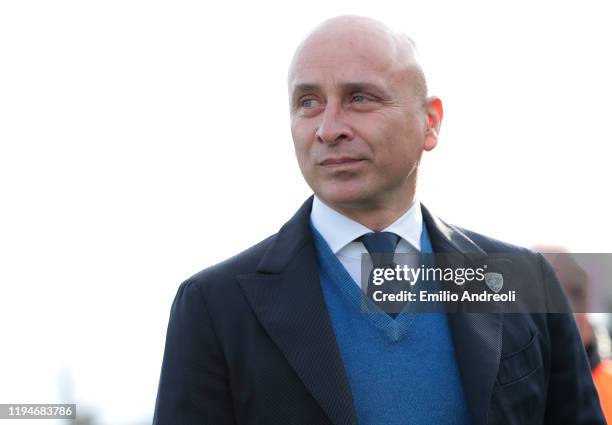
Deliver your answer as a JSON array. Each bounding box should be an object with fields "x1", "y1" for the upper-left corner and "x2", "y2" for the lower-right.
[{"x1": 239, "y1": 196, "x2": 502, "y2": 425}]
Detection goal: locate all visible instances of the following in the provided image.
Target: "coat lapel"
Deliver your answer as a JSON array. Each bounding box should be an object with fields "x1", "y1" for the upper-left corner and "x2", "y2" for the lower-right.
[
  {"x1": 237, "y1": 196, "x2": 357, "y2": 425},
  {"x1": 423, "y1": 205, "x2": 504, "y2": 425}
]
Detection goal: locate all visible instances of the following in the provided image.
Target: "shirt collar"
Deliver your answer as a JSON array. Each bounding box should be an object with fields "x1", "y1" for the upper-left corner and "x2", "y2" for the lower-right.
[{"x1": 310, "y1": 195, "x2": 423, "y2": 254}]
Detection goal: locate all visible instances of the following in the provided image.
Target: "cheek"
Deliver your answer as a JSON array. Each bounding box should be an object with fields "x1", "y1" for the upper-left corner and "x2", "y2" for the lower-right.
[
  {"x1": 291, "y1": 124, "x2": 316, "y2": 167},
  {"x1": 291, "y1": 116, "x2": 315, "y2": 138},
  {"x1": 361, "y1": 112, "x2": 424, "y2": 151},
  {"x1": 392, "y1": 120, "x2": 426, "y2": 160},
  {"x1": 291, "y1": 124, "x2": 307, "y2": 148},
  {"x1": 365, "y1": 126, "x2": 420, "y2": 166}
]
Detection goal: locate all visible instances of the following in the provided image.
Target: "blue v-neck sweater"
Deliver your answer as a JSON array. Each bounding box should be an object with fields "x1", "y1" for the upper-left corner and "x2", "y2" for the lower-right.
[{"x1": 311, "y1": 223, "x2": 472, "y2": 425}]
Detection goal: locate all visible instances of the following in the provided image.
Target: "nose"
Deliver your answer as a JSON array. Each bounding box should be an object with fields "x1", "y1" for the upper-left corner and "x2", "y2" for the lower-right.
[{"x1": 315, "y1": 104, "x2": 354, "y2": 144}]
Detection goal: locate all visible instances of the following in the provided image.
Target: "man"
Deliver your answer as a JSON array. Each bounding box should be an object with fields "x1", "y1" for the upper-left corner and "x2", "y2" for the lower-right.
[
  {"x1": 153, "y1": 16, "x2": 605, "y2": 425},
  {"x1": 536, "y1": 247, "x2": 612, "y2": 422}
]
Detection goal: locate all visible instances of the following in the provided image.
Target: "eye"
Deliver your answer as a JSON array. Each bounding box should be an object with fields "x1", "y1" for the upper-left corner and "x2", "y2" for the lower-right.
[
  {"x1": 300, "y1": 98, "x2": 317, "y2": 108},
  {"x1": 352, "y1": 95, "x2": 369, "y2": 103}
]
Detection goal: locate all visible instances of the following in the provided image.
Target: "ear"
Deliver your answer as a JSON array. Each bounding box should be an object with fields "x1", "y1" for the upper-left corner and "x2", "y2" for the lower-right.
[{"x1": 423, "y1": 97, "x2": 443, "y2": 152}]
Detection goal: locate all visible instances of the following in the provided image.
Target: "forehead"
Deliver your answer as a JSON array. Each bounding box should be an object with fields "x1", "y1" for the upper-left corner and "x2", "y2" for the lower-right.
[{"x1": 288, "y1": 31, "x2": 402, "y2": 93}]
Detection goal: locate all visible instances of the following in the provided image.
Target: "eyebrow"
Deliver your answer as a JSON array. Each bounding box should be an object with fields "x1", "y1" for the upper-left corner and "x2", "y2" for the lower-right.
[{"x1": 290, "y1": 81, "x2": 392, "y2": 104}]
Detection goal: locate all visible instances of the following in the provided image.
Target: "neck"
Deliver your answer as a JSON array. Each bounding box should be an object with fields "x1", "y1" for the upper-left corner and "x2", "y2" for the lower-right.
[{"x1": 322, "y1": 188, "x2": 417, "y2": 231}]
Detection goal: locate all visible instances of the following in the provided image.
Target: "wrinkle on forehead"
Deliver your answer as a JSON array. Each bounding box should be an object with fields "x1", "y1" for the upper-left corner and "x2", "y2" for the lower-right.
[{"x1": 288, "y1": 15, "x2": 427, "y2": 101}]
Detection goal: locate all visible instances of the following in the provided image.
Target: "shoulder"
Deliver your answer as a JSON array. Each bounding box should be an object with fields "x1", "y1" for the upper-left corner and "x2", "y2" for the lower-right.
[
  {"x1": 422, "y1": 204, "x2": 544, "y2": 262},
  {"x1": 183, "y1": 232, "x2": 277, "y2": 293},
  {"x1": 449, "y1": 220, "x2": 550, "y2": 266},
  {"x1": 456, "y1": 225, "x2": 535, "y2": 255},
  {"x1": 440, "y1": 220, "x2": 554, "y2": 283}
]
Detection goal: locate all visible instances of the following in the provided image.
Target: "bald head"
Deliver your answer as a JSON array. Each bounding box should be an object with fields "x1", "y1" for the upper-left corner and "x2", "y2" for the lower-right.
[{"x1": 288, "y1": 15, "x2": 427, "y2": 104}]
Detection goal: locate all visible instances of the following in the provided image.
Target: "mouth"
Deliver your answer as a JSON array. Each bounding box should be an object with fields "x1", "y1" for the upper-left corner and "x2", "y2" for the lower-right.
[{"x1": 319, "y1": 157, "x2": 366, "y2": 168}]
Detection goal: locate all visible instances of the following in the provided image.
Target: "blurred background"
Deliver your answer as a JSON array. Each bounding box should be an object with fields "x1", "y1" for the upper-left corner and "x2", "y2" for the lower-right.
[{"x1": 1, "y1": 0, "x2": 611, "y2": 424}]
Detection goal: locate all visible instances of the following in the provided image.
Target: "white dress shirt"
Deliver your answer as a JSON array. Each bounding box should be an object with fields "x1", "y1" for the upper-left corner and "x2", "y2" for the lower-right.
[{"x1": 310, "y1": 195, "x2": 423, "y2": 290}]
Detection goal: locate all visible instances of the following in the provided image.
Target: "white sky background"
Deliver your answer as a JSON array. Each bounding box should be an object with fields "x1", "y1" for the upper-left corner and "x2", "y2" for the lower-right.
[{"x1": 1, "y1": 0, "x2": 611, "y2": 424}]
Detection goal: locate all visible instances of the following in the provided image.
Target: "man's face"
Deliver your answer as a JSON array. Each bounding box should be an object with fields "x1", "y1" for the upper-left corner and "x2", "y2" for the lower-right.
[{"x1": 288, "y1": 29, "x2": 440, "y2": 211}]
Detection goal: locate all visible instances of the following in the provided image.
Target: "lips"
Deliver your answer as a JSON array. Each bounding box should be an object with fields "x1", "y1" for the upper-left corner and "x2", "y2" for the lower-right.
[{"x1": 319, "y1": 157, "x2": 365, "y2": 166}]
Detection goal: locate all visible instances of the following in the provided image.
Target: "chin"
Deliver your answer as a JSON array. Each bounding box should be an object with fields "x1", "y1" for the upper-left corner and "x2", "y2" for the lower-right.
[{"x1": 317, "y1": 184, "x2": 374, "y2": 209}]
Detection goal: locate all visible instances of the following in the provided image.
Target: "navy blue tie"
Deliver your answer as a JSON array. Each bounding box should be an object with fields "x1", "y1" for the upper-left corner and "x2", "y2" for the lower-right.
[
  {"x1": 359, "y1": 232, "x2": 400, "y2": 267},
  {"x1": 358, "y1": 232, "x2": 402, "y2": 318}
]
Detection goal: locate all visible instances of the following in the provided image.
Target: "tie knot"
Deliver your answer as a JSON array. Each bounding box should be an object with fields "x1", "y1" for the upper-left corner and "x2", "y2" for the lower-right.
[{"x1": 358, "y1": 232, "x2": 400, "y2": 256}]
